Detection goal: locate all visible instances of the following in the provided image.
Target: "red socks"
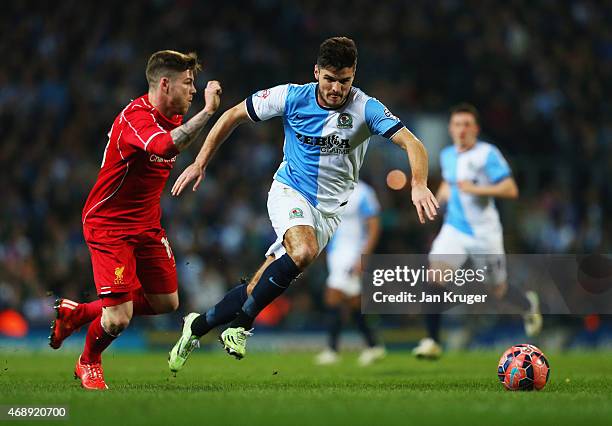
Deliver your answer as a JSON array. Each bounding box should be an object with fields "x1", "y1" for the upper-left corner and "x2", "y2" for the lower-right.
[
  {"x1": 81, "y1": 315, "x2": 116, "y2": 364},
  {"x1": 75, "y1": 299, "x2": 104, "y2": 326}
]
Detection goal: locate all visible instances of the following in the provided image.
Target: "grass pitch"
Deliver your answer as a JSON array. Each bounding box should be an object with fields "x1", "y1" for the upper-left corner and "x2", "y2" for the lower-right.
[{"x1": 1, "y1": 350, "x2": 611, "y2": 426}]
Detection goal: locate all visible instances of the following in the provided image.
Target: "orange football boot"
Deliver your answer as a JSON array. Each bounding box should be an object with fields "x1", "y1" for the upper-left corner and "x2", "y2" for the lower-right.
[{"x1": 74, "y1": 355, "x2": 108, "y2": 390}]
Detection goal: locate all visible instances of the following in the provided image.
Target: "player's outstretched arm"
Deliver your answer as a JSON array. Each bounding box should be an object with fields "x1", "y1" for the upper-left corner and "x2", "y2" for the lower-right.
[
  {"x1": 458, "y1": 177, "x2": 519, "y2": 198},
  {"x1": 171, "y1": 101, "x2": 251, "y2": 196},
  {"x1": 436, "y1": 180, "x2": 451, "y2": 205},
  {"x1": 391, "y1": 128, "x2": 439, "y2": 224},
  {"x1": 170, "y1": 81, "x2": 222, "y2": 152},
  {"x1": 351, "y1": 215, "x2": 382, "y2": 274},
  {"x1": 363, "y1": 215, "x2": 381, "y2": 256}
]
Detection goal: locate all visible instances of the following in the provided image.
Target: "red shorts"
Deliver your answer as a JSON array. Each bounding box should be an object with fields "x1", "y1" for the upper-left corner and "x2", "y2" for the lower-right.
[{"x1": 83, "y1": 226, "x2": 178, "y2": 296}]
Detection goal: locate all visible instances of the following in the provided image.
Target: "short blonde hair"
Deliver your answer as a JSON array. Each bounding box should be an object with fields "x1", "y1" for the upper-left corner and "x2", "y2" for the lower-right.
[{"x1": 146, "y1": 50, "x2": 201, "y2": 86}]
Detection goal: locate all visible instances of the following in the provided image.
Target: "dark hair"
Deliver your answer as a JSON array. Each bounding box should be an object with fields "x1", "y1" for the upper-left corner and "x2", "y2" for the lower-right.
[
  {"x1": 317, "y1": 37, "x2": 358, "y2": 70},
  {"x1": 450, "y1": 102, "x2": 480, "y2": 124},
  {"x1": 146, "y1": 50, "x2": 201, "y2": 86}
]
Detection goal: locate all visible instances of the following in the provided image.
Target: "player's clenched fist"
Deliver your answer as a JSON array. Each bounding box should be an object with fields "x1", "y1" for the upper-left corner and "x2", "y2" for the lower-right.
[{"x1": 203, "y1": 80, "x2": 222, "y2": 114}]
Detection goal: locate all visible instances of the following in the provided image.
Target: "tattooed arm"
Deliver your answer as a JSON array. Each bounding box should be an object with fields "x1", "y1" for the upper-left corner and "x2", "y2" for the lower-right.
[{"x1": 170, "y1": 80, "x2": 222, "y2": 152}]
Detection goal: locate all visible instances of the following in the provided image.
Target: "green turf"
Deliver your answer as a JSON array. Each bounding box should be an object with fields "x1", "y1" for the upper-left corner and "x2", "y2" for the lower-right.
[{"x1": 1, "y1": 350, "x2": 611, "y2": 426}]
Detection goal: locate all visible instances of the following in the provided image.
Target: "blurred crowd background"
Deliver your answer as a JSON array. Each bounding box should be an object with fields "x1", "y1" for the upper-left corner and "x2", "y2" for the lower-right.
[{"x1": 0, "y1": 1, "x2": 610, "y2": 343}]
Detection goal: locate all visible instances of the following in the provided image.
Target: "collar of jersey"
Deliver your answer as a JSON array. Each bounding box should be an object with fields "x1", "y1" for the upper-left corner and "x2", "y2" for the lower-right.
[
  {"x1": 455, "y1": 141, "x2": 480, "y2": 154},
  {"x1": 142, "y1": 94, "x2": 183, "y2": 127},
  {"x1": 313, "y1": 84, "x2": 349, "y2": 111}
]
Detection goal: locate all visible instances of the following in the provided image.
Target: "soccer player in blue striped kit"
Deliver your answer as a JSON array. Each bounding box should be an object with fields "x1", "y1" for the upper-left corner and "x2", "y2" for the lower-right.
[
  {"x1": 315, "y1": 181, "x2": 386, "y2": 366},
  {"x1": 413, "y1": 103, "x2": 542, "y2": 359},
  {"x1": 168, "y1": 37, "x2": 439, "y2": 370}
]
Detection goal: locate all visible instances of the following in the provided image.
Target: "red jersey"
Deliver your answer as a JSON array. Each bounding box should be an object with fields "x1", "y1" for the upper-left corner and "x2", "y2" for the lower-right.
[{"x1": 82, "y1": 95, "x2": 182, "y2": 230}]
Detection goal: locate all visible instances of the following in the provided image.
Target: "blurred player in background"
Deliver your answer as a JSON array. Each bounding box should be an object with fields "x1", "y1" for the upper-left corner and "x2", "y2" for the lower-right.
[
  {"x1": 48, "y1": 50, "x2": 222, "y2": 389},
  {"x1": 413, "y1": 103, "x2": 542, "y2": 359},
  {"x1": 315, "y1": 181, "x2": 386, "y2": 366},
  {"x1": 168, "y1": 36, "x2": 438, "y2": 371}
]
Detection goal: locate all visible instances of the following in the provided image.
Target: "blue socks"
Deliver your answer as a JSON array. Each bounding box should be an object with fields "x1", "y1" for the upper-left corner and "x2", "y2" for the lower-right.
[
  {"x1": 231, "y1": 254, "x2": 300, "y2": 329},
  {"x1": 191, "y1": 283, "x2": 248, "y2": 337},
  {"x1": 328, "y1": 308, "x2": 378, "y2": 351},
  {"x1": 425, "y1": 314, "x2": 441, "y2": 343},
  {"x1": 327, "y1": 307, "x2": 342, "y2": 352},
  {"x1": 352, "y1": 309, "x2": 377, "y2": 347}
]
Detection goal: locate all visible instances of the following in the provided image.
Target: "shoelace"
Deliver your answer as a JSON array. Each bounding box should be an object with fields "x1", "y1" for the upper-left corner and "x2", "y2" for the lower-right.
[
  {"x1": 180, "y1": 338, "x2": 200, "y2": 357},
  {"x1": 188, "y1": 338, "x2": 200, "y2": 351},
  {"x1": 86, "y1": 364, "x2": 104, "y2": 383},
  {"x1": 236, "y1": 328, "x2": 254, "y2": 344}
]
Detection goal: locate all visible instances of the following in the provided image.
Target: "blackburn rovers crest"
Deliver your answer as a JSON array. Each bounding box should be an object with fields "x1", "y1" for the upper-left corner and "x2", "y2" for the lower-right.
[
  {"x1": 337, "y1": 113, "x2": 353, "y2": 129},
  {"x1": 289, "y1": 207, "x2": 304, "y2": 219}
]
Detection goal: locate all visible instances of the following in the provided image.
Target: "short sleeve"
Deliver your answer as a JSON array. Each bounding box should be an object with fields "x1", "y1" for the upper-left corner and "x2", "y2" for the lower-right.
[
  {"x1": 245, "y1": 84, "x2": 289, "y2": 122},
  {"x1": 364, "y1": 98, "x2": 404, "y2": 139},
  {"x1": 484, "y1": 146, "x2": 511, "y2": 183},
  {"x1": 122, "y1": 109, "x2": 178, "y2": 158},
  {"x1": 358, "y1": 186, "x2": 381, "y2": 218}
]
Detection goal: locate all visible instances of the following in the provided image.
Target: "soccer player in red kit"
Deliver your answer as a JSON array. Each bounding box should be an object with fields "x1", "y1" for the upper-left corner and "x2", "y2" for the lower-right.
[{"x1": 48, "y1": 50, "x2": 222, "y2": 390}]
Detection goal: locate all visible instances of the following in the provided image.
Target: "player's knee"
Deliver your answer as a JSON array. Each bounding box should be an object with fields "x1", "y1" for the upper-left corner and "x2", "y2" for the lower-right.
[
  {"x1": 288, "y1": 244, "x2": 318, "y2": 269},
  {"x1": 102, "y1": 314, "x2": 131, "y2": 336},
  {"x1": 101, "y1": 302, "x2": 132, "y2": 335}
]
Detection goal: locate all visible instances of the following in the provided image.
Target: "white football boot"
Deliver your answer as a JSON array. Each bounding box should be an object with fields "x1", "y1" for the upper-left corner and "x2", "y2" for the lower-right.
[
  {"x1": 523, "y1": 291, "x2": 543, "y2": 337},
  {"x1": 413, "y1": 337, "x2": 442, "y2": 360},
  {"x1": 358, "y1": 346, "x2": 387, "y2": 366}
]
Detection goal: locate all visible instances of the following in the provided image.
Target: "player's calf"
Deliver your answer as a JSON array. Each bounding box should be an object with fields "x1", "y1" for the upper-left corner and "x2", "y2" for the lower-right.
[{"x1": 145, "y1": 291, "x2": 179, "y2": 314}]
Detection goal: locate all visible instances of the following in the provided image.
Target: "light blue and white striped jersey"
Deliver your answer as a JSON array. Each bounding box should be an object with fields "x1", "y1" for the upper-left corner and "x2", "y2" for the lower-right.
[
  {"x1": 245, "y1": 83, "x2": 403, "y2": 216},
  {"x1": 440, "y1": 141, "x2": 512, "y2": 236},
  {"x1": 327, "y1": 182, "x2": 380, "y2": 258}
]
